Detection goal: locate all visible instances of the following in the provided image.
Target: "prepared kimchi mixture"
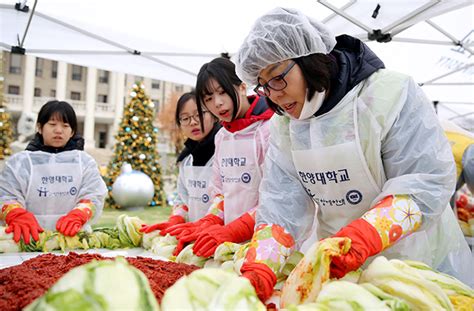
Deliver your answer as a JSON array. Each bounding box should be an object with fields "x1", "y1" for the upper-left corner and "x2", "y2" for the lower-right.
[{"x1": 0, "y1": 252, "x2": 199, "y2": 311}]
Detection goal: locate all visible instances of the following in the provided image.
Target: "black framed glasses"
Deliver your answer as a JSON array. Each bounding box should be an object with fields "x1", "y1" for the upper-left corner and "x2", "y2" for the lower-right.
[
  {"x1": 254, "y1": 61, "x2": 296, "y2": 96},
  {"x1": 179, "y1": 111, "x2": 210, "y2": 126}
]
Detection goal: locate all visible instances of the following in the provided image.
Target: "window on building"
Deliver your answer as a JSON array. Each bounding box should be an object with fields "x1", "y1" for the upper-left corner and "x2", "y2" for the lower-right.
[
  {"x1": 98, "y1": 131, "x2": 107, "y2": 148},
  {"x1": 35, "y1": 58, "x2": 44, "y2": 77},
  {"x1": 97, "y1": 94, "x2": 108, "y2": 103},
  {"x1": 175, "y1": 85, "x2": 183, "y2": 92},
  {"x1": 152, "y1": 80, "x2": 160, "y2": 89},
  {"x1": 71, "y1": 91, "x2": 81, "y2": 100},
  {"x1": 50, "y1": 89, "x2": 56, "y2": 97},
  {"x1": 71, "y1": 65, "x2": 82, "y2": 81},
  {"x1": 8, "y1": 85, "x2": 20, "y2": 95},
  {"x1": 98, "y1": 70, "x2": 109, "y2": 83},
  {"x1": 9, "y1": 54, "x2": 22, "y2": 74},
  {"x1": 51, "y1": 61, "x2": 58, "y2": 78},
  {"x1": 34, "y1": 88, "x2": 42, "y2": 97}
]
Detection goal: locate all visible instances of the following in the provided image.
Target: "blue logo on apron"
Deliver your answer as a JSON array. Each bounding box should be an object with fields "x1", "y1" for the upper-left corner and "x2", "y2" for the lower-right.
[
  {"x1": 346, "y1": 190, "x2": 362, "y2": 205},
  {"x1": 69, "y1": 187, "x2": 78, "y2": 195},
  {"x1": 241, "y1": 172, "x2": 251, "y2": 184},
  {"x1": 37, "y1": 187, "x2": 48, "y2": 197}
]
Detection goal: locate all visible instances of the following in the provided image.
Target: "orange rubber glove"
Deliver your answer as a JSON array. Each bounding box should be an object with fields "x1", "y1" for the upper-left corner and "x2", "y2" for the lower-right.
[
  {"x1": 140, "y1": 215, "x2": 185, "y2": 235},
  {"x1": 330, "y1": 218, "x2": 382, "y2": 279},
  {"x1": 56, "y1": 207, "x2": 92, "y2": 237},
  {"x1": 193, "y1": 213, "x2": 255, "y2": 257},
  {"x1": 162, "y1": 214, "x2": 224, "y2": 256},
  {"x1": 5, "y1": 208, "x2": 43, "y2": 244},
  {"x1": 241, "y1": 262, "x2": 277, "y2": 302}
]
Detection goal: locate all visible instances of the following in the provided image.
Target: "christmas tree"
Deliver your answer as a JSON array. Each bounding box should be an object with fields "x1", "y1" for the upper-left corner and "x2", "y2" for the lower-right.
[
  {"x1": 104, "y1": 82, "x2": 165, "y2": 208},
  {"x1": 0, "y1": 52, "x2": 13, "y2": 160}
]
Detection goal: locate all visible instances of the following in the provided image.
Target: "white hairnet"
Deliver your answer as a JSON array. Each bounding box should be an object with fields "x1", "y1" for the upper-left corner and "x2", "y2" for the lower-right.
[{"x1": 235, "y1": 7, "x2": 336, "y2": 85}]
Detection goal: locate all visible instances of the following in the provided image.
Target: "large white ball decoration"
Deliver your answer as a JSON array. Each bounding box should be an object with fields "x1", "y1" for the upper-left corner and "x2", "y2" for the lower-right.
[{"x1": 112, "y1": 163, "x2": 154, "y2": 207}]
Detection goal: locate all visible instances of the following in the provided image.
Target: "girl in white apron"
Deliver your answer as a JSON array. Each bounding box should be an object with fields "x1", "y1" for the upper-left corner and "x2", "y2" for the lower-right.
[
  {"x1": 162, "y1": 57, "x2": 274, "y2": 257},
  {"x1": 0, "y1": 100, "x2": 107, "y2": 244},
  {"x1": 232, "y1": 7, "x2": 473, "y2": 302},
  {"x1": 141, "y1": 92, "x2": 220, "y2": 235}
]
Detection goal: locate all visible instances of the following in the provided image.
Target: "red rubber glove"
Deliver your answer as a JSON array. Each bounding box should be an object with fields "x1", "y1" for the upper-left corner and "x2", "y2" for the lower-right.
[
  {"x1": 193, "y1": 213, "x2": 255, "y2": 257},
  {"x1": 5, "y1": 208, "x2": 43, "y2": 244},
  {"x1": 140, "y1": 215, "x2": 185, "y2": 235},
  {"x1": 330, "y1": 218, "x2": 382, "y2": 279},
  {"x1": 169, "y1": 215, "x2": 223, "y2": 256},
  {"x1": 241, "y1": 262, "x2": 277, "y2": 302},
  {"x1": 162, "y1": 214, "x2": 223, "y2": 237},
  {"x1": 56, "y1": 208, "x2": 92, "y2": 237}
]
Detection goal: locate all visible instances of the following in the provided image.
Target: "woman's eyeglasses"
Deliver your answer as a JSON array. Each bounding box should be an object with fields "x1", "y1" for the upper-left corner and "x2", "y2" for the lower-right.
[
  {"x1": 254, "y1": 61, "x2": 296, "y2": 97},
  {"x1": 179, "y1": 111, "x2": 210, "y2": 126}
]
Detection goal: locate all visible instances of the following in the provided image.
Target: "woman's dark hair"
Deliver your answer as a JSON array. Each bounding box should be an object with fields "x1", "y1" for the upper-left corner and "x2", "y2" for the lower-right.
[
  {"x1": 266, "y1": 53, "x2": 338, "y2": 115},
  {"x1": 195, "y1": 57, "x2": 242, "y2": 128},
  {"x1": 36, "y1": 100, "x2": 78, "y2": 134},
  {"x1": 175, "y1": 91, "x2": 196, "y2": 127}
]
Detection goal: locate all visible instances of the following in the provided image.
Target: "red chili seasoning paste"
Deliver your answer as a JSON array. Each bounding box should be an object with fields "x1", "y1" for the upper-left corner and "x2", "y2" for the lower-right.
[{"x1": 0, "y1": 252, "x2": 198, "y2": 311}]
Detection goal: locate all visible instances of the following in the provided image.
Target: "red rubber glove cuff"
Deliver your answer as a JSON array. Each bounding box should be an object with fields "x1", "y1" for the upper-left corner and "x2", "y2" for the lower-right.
[
  {"x1": 241, "y1": 262, "x2": 277, "y2": 302},
  {"x1": 5, "y1": 208, "x2": 43, "y2": 244},
  {"x1": 56, "y1": 208, "x2": 91, "y2": 237},
  {"x1": 330, "y1": 218, "x2": 382, "y2": 279},
  {"x1": 139, "y1": 215, "x2": 185, "y2": 234}
]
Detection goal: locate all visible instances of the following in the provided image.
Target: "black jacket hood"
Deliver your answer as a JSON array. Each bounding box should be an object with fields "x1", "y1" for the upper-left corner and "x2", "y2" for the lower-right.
[{"x1": 315, "y1": 34, "x2": 385, "y2": 117}]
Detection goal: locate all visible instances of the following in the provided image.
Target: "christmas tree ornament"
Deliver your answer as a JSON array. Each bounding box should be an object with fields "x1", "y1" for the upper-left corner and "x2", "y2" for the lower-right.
[
  {"x1": 104, "y1": 81, "x2": 165, "y2": 209},
  {"x1": 112, "y1": 163, "x2": 154, "y2": 208},
  {"x1": 130, "y1": 91, "x2": 137, "y2": 98}
]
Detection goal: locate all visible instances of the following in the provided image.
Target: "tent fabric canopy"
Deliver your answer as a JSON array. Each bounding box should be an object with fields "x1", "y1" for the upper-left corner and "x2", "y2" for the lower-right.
[{"x1": 1, "y1": 0, "x2": 472, "y2": 121}]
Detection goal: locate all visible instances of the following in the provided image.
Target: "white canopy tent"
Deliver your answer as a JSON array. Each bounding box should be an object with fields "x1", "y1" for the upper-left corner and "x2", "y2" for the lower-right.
[{"x1": 1, "y1": 0, "x2": 472, "y2": 122}]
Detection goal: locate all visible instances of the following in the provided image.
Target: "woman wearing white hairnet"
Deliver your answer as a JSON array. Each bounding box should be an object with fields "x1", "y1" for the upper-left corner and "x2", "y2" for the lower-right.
[
  {"x1": 234, "y1": 7, "x2": 473, "y2": 301},
  {"x1": 0, "y1": 100, "x2": 107, "y2": 244}
]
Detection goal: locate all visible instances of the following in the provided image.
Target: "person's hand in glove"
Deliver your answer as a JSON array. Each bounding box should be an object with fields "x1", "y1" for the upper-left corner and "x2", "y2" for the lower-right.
[
  {"x1": 330, "y1": 218, "x2": 382, "y2": 279},
  {"x1": 169, "y1": 215, "x2": 224, "y2": 256},
  {"x1": 140, "y1": 215, "x2": 185, "y2": 235},
  {"x1": 193, "y1": 212, "x2": 255, "y2": 257},
  {"x1": 241, "y1": 262, "x2": 277, "y2": 302},
  {"x1": 56, "y1": 205, "x2": 93, "y2": 237},
  {"x1": 162, "y1": 214, "x2": 224, "y2": 238},
  {"x1": 3, "y1": 203, "x2": 43, "y2": 244}
]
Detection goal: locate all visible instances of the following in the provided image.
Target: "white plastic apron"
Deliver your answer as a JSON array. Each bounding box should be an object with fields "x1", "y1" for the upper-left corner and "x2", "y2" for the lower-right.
[
  {"x1": 219, "y1": 128, "x2": 261, "y2": 224},
  {"x1": 292, "y1": 83, "x2": 380, "y2": 242},
  {"x1": 290, "y1": 83, "x2": 468, "y2": 269},
  {"x1": 182, "y1": 156, "x2": 213, "y2": 222},
  {"x1": 25, "y1": 153, "x2": 83, "y2": 230}
]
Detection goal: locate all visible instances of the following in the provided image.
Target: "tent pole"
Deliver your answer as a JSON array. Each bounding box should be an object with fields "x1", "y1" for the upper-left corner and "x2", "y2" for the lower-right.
[
  {"x1": 426, "y1": 20, "x2": 474, "y2": 56},
  {"x1": 317, "y1": 0, "x2": 372, "y2": 32},
  {"x1": 19, "y1": 0, "x2": 38, "y2": 48},
  {"x1": 422, "y1": 63, "x2": 473, "y2": 85},
  {"x1": 382, "y1": 0, "x2": 439, "y2": 35},
  {"x1": 321, "y1": 0, "x2": 356, "y2": 24},
  {"x1": 448, "y1": 111, "x2": 474, "y2": 121}
]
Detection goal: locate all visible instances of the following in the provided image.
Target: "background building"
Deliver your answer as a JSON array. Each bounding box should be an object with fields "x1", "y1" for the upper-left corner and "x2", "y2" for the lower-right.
[{"x1": 2, "y1": 51, "x2": 192, "y2": 152}]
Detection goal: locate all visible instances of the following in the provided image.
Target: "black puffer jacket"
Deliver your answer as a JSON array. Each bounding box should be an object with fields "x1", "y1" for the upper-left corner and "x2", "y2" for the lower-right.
[
  {"x1": 26, "y1": 133, "x2": 85, "y2": 153},
  {"x1": 315, "y1": 34, "x2": 385, "y2": 117}
]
